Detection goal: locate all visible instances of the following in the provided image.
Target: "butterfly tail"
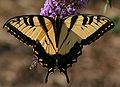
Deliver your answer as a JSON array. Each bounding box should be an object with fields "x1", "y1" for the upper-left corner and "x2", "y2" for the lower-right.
[{"x1": 45, "y1": 68, "x2": 54, "y2": 83}]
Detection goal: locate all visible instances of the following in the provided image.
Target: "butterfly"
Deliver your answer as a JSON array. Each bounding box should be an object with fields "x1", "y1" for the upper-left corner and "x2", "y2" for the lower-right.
[{"x1": 3, "y1": 14, "x2": 114, "y2": 83}]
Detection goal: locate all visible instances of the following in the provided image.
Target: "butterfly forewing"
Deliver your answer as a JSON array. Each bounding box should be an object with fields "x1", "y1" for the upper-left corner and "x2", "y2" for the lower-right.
[
  {"x1": 4, "y1": 15, "x2": 57, "y2": 55},
  {"x1": 63, "y1": 14, "x2": 114, "y2": 45}
]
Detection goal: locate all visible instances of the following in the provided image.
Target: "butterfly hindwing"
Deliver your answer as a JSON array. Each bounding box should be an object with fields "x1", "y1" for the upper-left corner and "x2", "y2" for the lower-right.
[{"x1": 56, "y1": 14, "x2": 114, "y2": 75}]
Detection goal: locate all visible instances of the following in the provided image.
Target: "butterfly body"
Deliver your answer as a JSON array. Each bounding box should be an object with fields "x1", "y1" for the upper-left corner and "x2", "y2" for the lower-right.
[{"x1": 3, "y1": 14, "x2": 114, "y2": 83}]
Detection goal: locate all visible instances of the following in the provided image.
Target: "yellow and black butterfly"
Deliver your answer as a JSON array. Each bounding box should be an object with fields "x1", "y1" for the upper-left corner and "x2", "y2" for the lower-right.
[{"x1": 3, "y1": 14, "x2": 114, "y2": 83}]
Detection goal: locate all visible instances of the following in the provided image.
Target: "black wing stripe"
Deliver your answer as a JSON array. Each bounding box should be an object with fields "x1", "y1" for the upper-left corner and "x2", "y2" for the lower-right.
[
  {"x1": 82, "y1": 15, "x2": 88, "y2": 25},
  {"x1": 23, "y1": 17, "x2": 29, "y2": 26},
  {"x1": 29, "y1": 16, "x2": 35, "y2": 26},
  {"x1": 38, "y1": 16, "x2": 48, "y2": 33},
  {"x1": 68, "y1": 15, "x2": 78, "y2": 31},
  {"x1": 55, "y1": 17, "x2": 62, "y2": 48},
  {"x1": 88, "y1": 16, "x2": 94, "y2": 24}
]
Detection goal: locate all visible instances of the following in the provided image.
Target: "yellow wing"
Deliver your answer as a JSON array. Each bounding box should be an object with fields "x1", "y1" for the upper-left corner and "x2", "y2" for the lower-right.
[
  {"x1": 58, "y1": 14, "x2": 114, "y2": 54},
  {"x1": 3, "y1": 15, "x2": 57, "y2": 55}
]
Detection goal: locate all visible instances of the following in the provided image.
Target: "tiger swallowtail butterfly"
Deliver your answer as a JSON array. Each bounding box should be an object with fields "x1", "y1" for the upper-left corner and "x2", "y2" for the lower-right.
[{"x1": 3, "y1": 14, "x2": 115, "y2": 83}]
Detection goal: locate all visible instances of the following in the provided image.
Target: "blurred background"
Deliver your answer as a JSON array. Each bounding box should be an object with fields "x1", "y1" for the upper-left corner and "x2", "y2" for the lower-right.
[{"x1": 0, "y1": 0, "x2": 120, "y2": 87}]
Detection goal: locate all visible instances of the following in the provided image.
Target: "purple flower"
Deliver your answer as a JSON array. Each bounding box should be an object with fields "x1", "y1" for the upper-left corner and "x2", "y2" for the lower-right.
[{"x1": 40, "y1": 0, "x2": 88, "y2": 19}]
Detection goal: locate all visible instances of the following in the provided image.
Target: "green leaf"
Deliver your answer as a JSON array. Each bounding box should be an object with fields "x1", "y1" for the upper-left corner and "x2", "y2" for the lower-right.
[
  {"x1": 104, "y1": 0, "x2": 112, "y2": 13},
  {"x1": 106, "y1": 0, "x2": 112, "y2": 7},
  {"x1": 112, "y1": 16, "x2": 120, "y2": 33},
  {"x1": 104, "y1": 4, "x2": 108, "y2": 13}
]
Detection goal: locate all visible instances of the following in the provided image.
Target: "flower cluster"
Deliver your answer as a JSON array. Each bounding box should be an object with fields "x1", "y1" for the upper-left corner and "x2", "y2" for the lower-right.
[{"x1": 40, "y1": 0, "x2": 88, "y2": 18}]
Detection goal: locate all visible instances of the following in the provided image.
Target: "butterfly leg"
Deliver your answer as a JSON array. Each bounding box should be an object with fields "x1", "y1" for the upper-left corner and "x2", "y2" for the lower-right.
[{"x1": 29, "y1": 55, "x2": 38, "y2": 70}]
